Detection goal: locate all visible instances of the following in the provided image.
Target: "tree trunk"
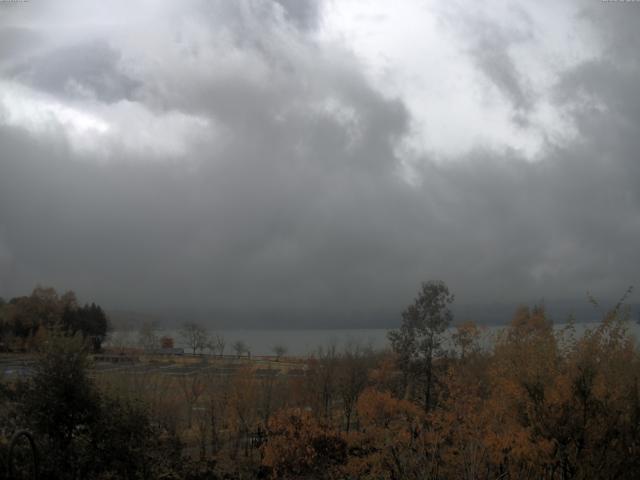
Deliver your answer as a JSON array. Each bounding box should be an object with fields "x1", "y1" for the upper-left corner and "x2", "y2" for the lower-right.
[{"x1": 424, "y1": 354, "x2": 433, "y2": 413}]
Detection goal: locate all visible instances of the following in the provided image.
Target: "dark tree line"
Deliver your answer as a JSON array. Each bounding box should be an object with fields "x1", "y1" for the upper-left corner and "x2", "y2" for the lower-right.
[
  {"x1": 60, "y1": 302, "x2": 109, "y2": 352},
  {"x1": 0, "y1": 286, "x2": 109, "y2": 352}
]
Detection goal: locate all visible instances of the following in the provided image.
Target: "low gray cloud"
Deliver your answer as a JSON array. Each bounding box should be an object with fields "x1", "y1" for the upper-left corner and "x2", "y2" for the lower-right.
[
  {"x1": 274, "y1": 0, "x2": 322, "y2": 30},
  {"x1": 473, "y1": 30, "x2": 534, "y2": 118},
  {"x1": 5, "y1": 40, "x2": 140, "y2": 103},
  {"x1": 0, "y1": 0, "x2": 638, "y2": 325},
  {"x1": 0, "y1": 26, "x2": 43, "y2": 63},
  {"x1": 449, "y1": 5, "x2": 537, "y2": 126}
]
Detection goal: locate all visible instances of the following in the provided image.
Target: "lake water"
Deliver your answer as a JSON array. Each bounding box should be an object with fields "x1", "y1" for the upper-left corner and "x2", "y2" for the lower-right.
[
  {"x1": 108, "y1": 328, "x2": 391, "y2": 356},
  {"x1": 107, "y1": 321, "x2": 640, "y2": 356}
]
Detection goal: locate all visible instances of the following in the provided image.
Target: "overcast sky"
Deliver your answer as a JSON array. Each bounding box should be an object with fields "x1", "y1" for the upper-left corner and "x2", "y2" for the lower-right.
[{"x1": 0, "y1": 0, "x2": 639, "y2": 323}]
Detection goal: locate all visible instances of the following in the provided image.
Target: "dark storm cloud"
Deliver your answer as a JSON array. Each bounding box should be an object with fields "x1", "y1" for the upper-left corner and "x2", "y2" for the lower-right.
[
  {"x1": 0, "y1": 0, "x2": 415, "y2": 313},
  {"x1": 0, "y1": 0, "x2": 638, "y2": 324}
]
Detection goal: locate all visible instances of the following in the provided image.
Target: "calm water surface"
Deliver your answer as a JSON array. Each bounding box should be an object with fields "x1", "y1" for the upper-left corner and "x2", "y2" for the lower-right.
[{"x1": 108, "y1": 322, "x2": 640, "y2": 356}]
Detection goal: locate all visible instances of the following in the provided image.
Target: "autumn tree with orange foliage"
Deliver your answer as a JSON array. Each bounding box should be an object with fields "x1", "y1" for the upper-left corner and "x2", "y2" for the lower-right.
[
  {"x1": 343, "y1": 387, "x2": 426, "y2": 479},
  {"x1": 452, "y1": 320, "x2": 483, "y2": 360},
  {"x1": 261, "y1": 408, "x2": 347, "y2": 479},
  {"x1": 17, "y1": 282, "x2": 639, "y2": 479}
]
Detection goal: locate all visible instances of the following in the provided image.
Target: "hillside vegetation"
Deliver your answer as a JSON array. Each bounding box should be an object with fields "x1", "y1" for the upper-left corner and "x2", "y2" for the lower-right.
[{"x1": 1, "y1": 283, "x2": 639, "y2": 479}]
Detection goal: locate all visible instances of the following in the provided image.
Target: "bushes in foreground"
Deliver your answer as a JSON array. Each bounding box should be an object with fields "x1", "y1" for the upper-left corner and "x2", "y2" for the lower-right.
[
  {"x1": 2, "y1": 333, "x2": 184, "y2": 480},
  {"x1": 2, "y1": 293, "x2": 640, "y2": 478}
]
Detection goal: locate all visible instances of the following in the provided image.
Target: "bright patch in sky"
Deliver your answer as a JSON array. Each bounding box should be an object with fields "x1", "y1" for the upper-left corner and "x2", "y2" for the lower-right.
[
  {"x1": 320, "y1": 0, "x2": 592, "y2": 161},
  {"x1": 0, "y1": 80, "x2": 214, "y2": 161},
  {"x1": 0, "y1": 81, "x2": 110, "y2": 136}
]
